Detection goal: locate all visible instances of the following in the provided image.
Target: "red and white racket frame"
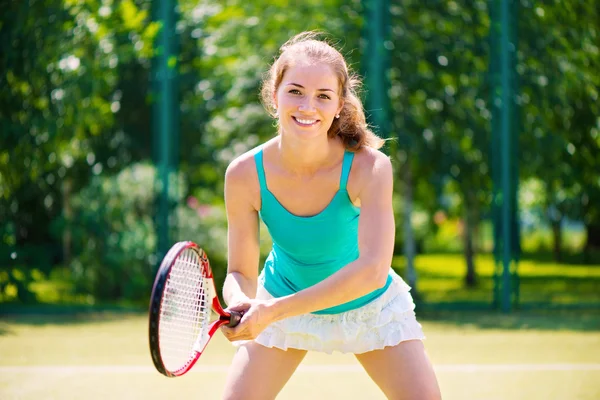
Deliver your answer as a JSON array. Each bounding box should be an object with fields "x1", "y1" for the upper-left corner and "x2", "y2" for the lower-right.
[{"x1": 148, "y1": 241, "x2": 241, "y2": 377}]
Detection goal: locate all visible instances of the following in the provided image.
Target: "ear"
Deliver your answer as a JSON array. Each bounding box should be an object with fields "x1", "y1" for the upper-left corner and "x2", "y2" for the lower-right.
[
  {"x1": 273, "y1": 91, "x2": 278, "y2": 110},
  {"x1": 337, "y1": 99, "x2": 345, "y2": 116}
]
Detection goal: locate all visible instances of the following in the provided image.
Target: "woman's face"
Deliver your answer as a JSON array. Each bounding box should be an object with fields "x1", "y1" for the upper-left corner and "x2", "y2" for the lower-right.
[{"x1": 274, "y1": 62, "x2": 343, "y2": 141}]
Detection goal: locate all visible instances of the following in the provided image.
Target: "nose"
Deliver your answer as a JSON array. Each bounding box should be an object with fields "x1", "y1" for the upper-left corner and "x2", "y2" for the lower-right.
[{"x1": 298, "y1": 97, "x2": 316, "y2": 113}]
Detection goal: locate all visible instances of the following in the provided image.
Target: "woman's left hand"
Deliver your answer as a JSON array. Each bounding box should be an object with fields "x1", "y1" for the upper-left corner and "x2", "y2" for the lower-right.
[{"x1": 221, "y1": 298, "x2": 277, "y2": 342}]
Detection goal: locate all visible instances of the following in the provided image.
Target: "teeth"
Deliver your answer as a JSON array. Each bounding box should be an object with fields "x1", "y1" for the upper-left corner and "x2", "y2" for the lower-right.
[{"x1": 295, "y1": 118, "x2": 317, "y2": 125}]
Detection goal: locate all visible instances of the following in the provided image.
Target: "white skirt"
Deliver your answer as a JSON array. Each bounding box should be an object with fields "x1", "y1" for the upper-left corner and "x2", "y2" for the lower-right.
[{"x1": 233, "y1": 270, "x2": 425, "y2": 354}]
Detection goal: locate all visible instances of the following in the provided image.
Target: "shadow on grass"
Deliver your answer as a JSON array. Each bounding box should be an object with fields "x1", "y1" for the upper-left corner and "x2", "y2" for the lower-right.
[
  {"x1": 409, "y1": 274, "x2": 600, "y2": 309},
  {"x1": 417, "y1": 308, "x2": 600, "y2": 332},
  {"x1": 0, "y1": 323, "x2": 13, "y2": 335},
  {"x1": 1, "y1": 303, "x2": 598, "y2": 337},
  {"x1": 0, "y1": 303, "x2": 146, "y2": 334},
  {"x1": 520, "y1": 250, "x2": 600, "y2": 265}
]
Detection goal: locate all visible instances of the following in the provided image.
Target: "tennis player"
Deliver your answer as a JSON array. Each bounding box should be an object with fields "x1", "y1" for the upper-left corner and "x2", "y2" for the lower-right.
[{"x1": 220, "y1": 32, "x2": 441, "y2": 400}]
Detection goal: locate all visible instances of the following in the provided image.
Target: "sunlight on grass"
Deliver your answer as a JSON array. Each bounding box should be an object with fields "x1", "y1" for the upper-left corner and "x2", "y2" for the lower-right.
[
  {"x1": 0, "y1": 312, "x2": 599, "y2": 400},
  {"x1": 393, "y1": 254, "x2": 600, "y2": 306}
]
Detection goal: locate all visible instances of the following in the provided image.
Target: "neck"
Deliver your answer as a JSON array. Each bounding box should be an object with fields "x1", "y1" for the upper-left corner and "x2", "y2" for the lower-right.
[{"x1": 277, "y1": 135, "x2": 339, "y2": 176}]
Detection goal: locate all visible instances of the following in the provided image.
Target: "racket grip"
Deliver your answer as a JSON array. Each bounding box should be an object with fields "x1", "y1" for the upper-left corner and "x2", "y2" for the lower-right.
[{"x1": 227, "y1": 310, "x2": 243, "y2": 327}]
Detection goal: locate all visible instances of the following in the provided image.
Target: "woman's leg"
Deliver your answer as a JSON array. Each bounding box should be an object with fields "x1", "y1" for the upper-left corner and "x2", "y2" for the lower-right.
[
  {"x1": 355, "y1": 340, "x2": 441, "y2": 400},
  {"x1": 222, "y1": 342, "x2": 307, "y2": 400}
]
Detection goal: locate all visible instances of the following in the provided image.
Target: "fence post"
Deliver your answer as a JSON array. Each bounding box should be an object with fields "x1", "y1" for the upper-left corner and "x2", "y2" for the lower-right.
[
  {"x1": 152, "y1": 0, "x2": 179, "y2": 268},
  {"x1": 490, "y1": 0, "x2": 520, "y2": 312}
]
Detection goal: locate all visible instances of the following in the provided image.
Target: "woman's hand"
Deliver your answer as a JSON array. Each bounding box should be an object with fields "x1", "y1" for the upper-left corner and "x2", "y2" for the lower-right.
[{"x1": 221, "y1": 298, "x2": 277, "y2": 342}]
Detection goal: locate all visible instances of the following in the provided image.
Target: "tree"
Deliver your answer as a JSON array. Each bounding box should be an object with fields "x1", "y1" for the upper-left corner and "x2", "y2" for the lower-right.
[
  {"x1": 0, "y1": 0, "x2": 158, "y2": 301},
  {"x1": 389, "y1": 0, "x2": 491, "y2": 287},
  {"x1": 516, "y1": 0, "x2": 599, "y2": 260}
]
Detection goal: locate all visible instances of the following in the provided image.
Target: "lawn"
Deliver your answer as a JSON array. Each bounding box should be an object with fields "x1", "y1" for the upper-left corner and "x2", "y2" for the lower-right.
[
  {"x1": 1, "y1": 253, "x2": 599, "y2": 399},
  {"x1": 1, "y1": 310, "x2": 599, "y2": 400},
  {"x1": 392, "y1": 253, "x2": 600, "y2": 306}
]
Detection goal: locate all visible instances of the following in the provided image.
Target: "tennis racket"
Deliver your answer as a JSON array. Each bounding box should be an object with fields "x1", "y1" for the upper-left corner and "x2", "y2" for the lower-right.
[{"x1": 148, "y1": 241, "x2": 242, "y2": 377}]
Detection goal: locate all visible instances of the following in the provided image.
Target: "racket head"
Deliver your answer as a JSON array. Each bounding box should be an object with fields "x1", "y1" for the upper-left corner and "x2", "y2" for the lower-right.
[{"x1": 148, "y1": 241, "x2": 226, "y2": 377}]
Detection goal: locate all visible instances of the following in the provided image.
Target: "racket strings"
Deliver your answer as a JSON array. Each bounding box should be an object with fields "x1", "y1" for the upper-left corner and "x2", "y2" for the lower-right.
[{"x1": 158, "y1": 248, "x2": 211, "y2": 372}]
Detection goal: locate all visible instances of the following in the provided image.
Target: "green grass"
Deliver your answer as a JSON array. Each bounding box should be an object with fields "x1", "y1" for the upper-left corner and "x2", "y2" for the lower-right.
[
  {"x1": 392, "y1": 253, "x2": 600, "y2": 306},
  {"x1": 2, "y1": 254, "x2": 599, "y2": 398},
  {"x1": 0, "y1": 311, "x2": 599, "y2": 400}
]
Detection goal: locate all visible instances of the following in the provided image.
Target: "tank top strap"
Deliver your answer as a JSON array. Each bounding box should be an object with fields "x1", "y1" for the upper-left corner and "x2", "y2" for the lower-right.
[
  {"x1": 254, "y1": 148, "x2": 268, "y2": 192},
  {"x1": 339, "y1": 150, "x2": 354, "y2": 190}
]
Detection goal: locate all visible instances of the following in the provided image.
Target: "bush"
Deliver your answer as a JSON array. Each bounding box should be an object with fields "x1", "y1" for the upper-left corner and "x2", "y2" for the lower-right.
[
  {"x1": 174, "y1": 197, "x2": 228, "y2": 292},
  {"x1": 63, "y1": 162, "x2": 228, "y2": 304}
]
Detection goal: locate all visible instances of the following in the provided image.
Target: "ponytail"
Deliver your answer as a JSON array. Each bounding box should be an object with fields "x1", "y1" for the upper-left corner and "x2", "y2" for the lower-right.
[{"x1": 327, "y1": 77, "x2": 385, "y2": 151}]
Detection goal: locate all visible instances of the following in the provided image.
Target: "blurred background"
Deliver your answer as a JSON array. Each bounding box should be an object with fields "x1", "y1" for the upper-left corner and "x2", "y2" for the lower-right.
[
  {"x1": 1, "y1": 1, "x2": 599, "y2": 399},
  {"x1": 1, "y1": 0, "x2": 598, "y2": 312}
]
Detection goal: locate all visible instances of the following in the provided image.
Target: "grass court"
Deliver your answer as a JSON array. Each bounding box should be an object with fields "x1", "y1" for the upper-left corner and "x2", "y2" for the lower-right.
[{"x1": 1, "y1": 308, "x2": 599, "y2": 400}]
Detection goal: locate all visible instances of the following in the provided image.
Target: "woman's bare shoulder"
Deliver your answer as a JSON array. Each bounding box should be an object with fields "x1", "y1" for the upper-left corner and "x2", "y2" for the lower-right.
[
  {"x1": 225, "y1": 138, "x2": 277, "y2": 183},
  {"x1": 225, "y1": 148, "x2": 259, "y2": 182},
  {"x1": 352, "y1": 146, "x2": 393, "y2": 178},
  {"x1": 224, "y1": 146, "x2": 266, "y2": 211}
]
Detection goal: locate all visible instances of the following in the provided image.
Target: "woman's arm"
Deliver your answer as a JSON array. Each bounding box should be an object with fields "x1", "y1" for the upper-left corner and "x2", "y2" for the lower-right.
[
  {"x1": 222, "y1": 155, "x2": 261, "y2": 306},
  {"x1": 267, "y1": 150, "x2": 395, "y2": 321}
]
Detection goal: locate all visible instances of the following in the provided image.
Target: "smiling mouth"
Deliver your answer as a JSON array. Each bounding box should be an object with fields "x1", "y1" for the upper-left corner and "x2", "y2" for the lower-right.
[{"x1": 292, "y1": 116, "x2": 320, "y2": 127}]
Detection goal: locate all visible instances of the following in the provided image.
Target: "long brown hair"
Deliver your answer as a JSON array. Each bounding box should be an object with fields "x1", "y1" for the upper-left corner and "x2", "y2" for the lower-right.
[{"x1": 260, "y1": 32, "x2": 384, "y2": 151}]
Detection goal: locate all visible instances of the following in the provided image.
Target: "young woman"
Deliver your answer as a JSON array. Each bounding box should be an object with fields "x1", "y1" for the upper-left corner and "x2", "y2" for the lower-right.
[{"x1": 220, "y1": 32, "x2": 441, "y2": 400}]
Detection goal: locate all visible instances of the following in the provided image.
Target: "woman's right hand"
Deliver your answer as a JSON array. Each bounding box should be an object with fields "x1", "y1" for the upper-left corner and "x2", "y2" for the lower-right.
[{"x1": 221, "y1": 298, "x2": 277, "y2": 342}]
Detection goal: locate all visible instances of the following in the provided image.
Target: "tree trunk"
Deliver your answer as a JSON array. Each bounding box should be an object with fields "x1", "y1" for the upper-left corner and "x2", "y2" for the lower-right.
[
  {"x1": 551, "y1": 218, "x2": 562, "y2": 262},
  {"x1": 472, "y1": 202, "x2": 481, "y2": 253},
  {"x1": 464, "y1": 191, "x2": 477, "y2": 287},
  {"x1": 584, "y1": 222, "x2": 600, "y2": 263},
  {"x1": 62, "y1": 178, "x2": 72, "y2": 265},
  {"x1": 402, "y1": 161, "x2": 417, "y2": 290}
]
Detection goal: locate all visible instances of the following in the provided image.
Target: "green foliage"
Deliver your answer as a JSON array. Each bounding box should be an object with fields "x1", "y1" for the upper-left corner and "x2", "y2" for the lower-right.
[
  {"x1": 1, "y1": 0, "x2": 599, "y2": 305},
  {"x1": 176, "y1": 0, "x2": 356, "y2": 201},
  {"x1": 388, "y1": 0, "x2": 492, "y2": 215},
  {"x1": 0, "y1": 267, "x2": 38, "y2": 304},
  {"x1": 63, "y1": 162, "x2": 227, "y2": 303},
  {"x1": 0, "y1": 0, "x2": 160, "y2": 302},
  {"x1": 65, "y1": 163, "x2": 158, "y2": 301},
  {"x1": 516, "y1": 1, "x2": 600, "y2": 248},
  {"x1": 174, "y1": 196, "x2": 228, "y2": 291}
]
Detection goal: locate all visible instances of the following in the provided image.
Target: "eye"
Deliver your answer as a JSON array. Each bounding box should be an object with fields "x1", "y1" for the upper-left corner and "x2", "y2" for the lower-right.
[
  {"x1": 288, "y1": 89, "x2": 301, "y2": 95},
  {"x1": 319, "y1": 94, "x2": 331, "y2": 100}
]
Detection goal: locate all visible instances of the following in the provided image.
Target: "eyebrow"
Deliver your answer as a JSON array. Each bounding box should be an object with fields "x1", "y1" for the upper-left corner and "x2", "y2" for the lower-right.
[{"x1": 286, "y1": 83, "x2": 335, "y2": 93}]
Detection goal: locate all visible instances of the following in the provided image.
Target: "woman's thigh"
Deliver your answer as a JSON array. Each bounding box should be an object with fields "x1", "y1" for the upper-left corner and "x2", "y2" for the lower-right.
[
  {"x1": 355, "y1": 340, "x2": 441, "y2": 400},
  {"x1": 222, "y1": 342, "x2": 307, "y2": 400}
]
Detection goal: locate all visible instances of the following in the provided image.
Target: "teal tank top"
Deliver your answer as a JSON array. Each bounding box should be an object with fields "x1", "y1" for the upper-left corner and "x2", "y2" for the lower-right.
[{"x1": 254, "y1": 148, "x2": 393, "y2": 314}]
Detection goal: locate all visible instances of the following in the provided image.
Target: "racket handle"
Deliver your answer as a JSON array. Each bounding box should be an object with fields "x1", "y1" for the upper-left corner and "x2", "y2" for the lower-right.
[{"x1": 227, "y1": 310, "x2": 243, "y2": 327}]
